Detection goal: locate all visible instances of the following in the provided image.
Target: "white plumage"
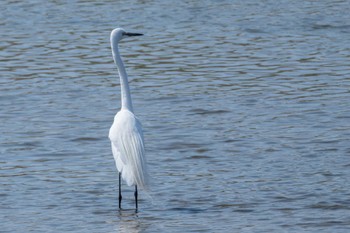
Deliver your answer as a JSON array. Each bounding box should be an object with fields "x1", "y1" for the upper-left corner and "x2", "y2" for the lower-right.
[
  {"x1": 108, "y1": 28, "x2": 148, "y2": 209},
  {"x1": 109, "y1": 109, "x2": 147, "y2": 189}
]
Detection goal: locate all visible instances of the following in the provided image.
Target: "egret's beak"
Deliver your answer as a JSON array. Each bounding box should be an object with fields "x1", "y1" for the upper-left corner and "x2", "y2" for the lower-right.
[{"x1": 123, "y1": 32, "x2": 143, "y2": 37}]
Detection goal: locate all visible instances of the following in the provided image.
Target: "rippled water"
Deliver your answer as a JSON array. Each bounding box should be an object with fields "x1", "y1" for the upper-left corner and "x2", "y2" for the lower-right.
[{"x1": 1, "y1": 0, "x2": 350, "y2": 232}]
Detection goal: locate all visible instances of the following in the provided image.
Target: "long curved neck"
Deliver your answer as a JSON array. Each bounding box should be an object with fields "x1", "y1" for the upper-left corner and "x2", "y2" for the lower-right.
[{"x1": 111, "y1": 43, "x2": 133, "y2": 112}]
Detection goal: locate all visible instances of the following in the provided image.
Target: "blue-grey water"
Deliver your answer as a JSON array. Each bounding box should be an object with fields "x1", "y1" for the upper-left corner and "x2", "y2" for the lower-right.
[{"x1": 1, "y1": 0, "x2": 350, "y2": 232}]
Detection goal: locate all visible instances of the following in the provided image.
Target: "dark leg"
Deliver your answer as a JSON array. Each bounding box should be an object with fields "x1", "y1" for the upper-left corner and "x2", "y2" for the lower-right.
[
  {"x1": 134, "y1": 185, "x2": 138, "y2": 210},
  {"x1": 119, "y1": 172, "x2": 122, "y2": 209}
]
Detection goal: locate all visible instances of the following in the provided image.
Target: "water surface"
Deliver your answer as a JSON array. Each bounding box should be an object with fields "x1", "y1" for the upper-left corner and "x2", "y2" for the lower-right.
[{"x1": 1, "y1": 0, "x2": 350, "y2": 232}]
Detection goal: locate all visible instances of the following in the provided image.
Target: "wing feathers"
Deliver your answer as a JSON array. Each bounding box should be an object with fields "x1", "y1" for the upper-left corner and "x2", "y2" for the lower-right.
[{"x1": 109, "y1": 110, "x2": 148, "y2": 189}]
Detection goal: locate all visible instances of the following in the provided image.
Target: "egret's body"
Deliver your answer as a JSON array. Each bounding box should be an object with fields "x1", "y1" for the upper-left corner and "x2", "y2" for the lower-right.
[{"x1": 109, "y1": 28, "x2": 147, "y2": 210}]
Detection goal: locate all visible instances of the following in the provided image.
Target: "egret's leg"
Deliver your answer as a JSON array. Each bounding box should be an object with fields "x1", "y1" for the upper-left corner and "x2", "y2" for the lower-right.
[
  {"x1": 134, "y1": 185, "x2": 138, "y2": 210},
  {"x1": 119, "y1": 172, "x2": 122, "y2": 209}
]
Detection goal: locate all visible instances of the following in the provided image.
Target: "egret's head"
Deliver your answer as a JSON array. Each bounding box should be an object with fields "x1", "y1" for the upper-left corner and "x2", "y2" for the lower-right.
[{"x1": 111, "y1": 28, "x2": 143, "y2": 43}]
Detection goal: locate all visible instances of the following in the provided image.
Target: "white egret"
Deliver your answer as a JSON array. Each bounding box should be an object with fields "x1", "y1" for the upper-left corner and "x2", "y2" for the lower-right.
[{"x1": 109, "y1": 28, "x2": 148, "y2": 210}]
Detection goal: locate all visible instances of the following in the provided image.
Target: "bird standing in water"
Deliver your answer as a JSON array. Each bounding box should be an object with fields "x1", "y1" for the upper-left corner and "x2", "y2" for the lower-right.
[{"x1": 109, "y1": 28, "x2": 148, "y2": 210}]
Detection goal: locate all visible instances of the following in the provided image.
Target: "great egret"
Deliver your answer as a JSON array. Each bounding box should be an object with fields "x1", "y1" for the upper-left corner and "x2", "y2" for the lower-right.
[{"x1": 109, "y1": 28, "x2": 148, "y2": 210}]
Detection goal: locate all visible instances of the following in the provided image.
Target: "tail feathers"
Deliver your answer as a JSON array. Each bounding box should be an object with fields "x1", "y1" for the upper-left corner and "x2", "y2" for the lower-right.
[
  {"x1": 118, "y1": 164, "x2": 148, "y2": 190},
  {"x1": 112, "y1": 142, "x2": 148, "y2": 190}
]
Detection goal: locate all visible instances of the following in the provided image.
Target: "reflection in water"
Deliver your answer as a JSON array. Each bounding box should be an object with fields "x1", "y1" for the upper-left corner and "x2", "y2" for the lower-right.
[{"x1": 117, "y1": 211, "x2": 142, "y2": 233}]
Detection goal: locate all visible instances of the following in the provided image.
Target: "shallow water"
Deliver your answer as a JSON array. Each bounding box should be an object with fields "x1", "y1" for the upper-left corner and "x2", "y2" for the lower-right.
[{"x1": 1, "y1": 0, "x2": 350, "y2": 232}]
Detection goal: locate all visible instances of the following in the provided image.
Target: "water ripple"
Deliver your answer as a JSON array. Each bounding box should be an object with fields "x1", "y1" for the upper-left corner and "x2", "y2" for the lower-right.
[{"x1": 1, "y1": 0, "x2": 350, "y2": 232}]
